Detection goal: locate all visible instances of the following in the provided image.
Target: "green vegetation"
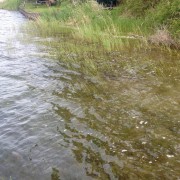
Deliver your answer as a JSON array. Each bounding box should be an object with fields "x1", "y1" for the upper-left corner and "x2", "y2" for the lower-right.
[
  {"x1": 26, "y1": 1, "x2": 147, "y2": 47},
  {"x1": 1, "y1": 0, "x2": 179, "y2": 77},
  {"x1": 0, "y1": 4, "x2": 179, "y2": 178},
  {"x1": 1, "y1": 0, "x2": 179, "y2": 41},
  {"x1": 0, "y1": 0, "x2": 22, "y2": 10},
  {"x1": 23, "y1": 0, "x2": 179, "y2": 49},
  {"x1": 22, "y1": 0, "x2": 179, "y2": 77},
  {"x1": 51, "y1": 168, "x2": 60, "y2": 180},
  {"x1": 121, "y1": 0, "x2": 180, "y2": 38}
]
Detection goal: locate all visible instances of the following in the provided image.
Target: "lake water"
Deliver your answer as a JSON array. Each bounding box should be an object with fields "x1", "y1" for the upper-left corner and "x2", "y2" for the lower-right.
[{"x1": 0, "y1": 10, "x2": 179, "y2": 180}]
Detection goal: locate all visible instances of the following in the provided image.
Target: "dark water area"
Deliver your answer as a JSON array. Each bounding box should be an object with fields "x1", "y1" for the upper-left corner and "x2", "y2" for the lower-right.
[{"x1": 0, "y1": 10, "x2": 180, "y2": 180}]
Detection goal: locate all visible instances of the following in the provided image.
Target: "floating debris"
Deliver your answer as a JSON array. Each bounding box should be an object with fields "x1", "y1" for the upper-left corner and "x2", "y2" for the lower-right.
[
  {"x1": 122, "y1": 149, "x2": 127, "y2": 153},
  {"x1": 166, "y1": 155, "x2": 174, "y2": 158}
]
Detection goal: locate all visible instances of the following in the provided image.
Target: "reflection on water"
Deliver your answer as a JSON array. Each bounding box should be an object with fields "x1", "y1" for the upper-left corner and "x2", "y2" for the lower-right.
[{"x1": 0, "y1": 10, "x2": 180, "y2": 180}]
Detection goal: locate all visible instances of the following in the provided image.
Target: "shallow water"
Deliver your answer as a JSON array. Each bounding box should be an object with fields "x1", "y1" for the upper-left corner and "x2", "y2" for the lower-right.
[{"x1": 0, "y1": 10, "x2": 180, "y2": 180}]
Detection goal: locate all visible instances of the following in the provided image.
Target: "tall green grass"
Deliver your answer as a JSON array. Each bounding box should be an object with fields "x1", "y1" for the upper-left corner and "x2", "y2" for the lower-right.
[
  {"x1": 26, "y1": 1, "x2": 147, "y2": 51},
  {"x1": 24, "y1": 0, "x2": 179, "y2": 77},
  {"x1": 120, "y1": 0, "x2": 180, "y2": 39},
  {"x1": 26, "y1": 0, "x2": 179, "y2": 45},
  {"x1": 0, "y1": 0, "x2": 22, "y2": 10},
  {"x1": 24, "y1": 0, "x2": 179, "y2": 51}
]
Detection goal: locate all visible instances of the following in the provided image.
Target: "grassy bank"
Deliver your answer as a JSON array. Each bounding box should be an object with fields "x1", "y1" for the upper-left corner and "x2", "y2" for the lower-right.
[
  {"x1": 25, "y1": 0, "x2": 179, "y2": 42},
  {"x1": 120, "y1": 0, "x2": 180, "y2": 39},
  {"x1": 0, "y1": 0, "x2": 22, "y2": 10},
  {"x1": 22, "y1": 0, "x2": 179, "y2": 77},
  {"x1": 1, "y1": 0, "x2": 179, "y2": 45},
  {"x1": 25, "y1": 1, "x2": 149, "y2": 52},
  {"x1": 1, "y1": 0, "x2": 179, "y2": 78}
]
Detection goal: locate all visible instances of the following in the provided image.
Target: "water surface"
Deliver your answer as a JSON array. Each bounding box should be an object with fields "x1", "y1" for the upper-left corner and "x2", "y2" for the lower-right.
[{"x1": 0, "y1": 10, "x2": 180, "y2": 180}]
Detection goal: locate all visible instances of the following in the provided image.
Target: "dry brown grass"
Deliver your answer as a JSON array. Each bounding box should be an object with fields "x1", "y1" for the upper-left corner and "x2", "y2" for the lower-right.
[{"x1": 148, "y1": 29, "x2": 179, "y2": 49}]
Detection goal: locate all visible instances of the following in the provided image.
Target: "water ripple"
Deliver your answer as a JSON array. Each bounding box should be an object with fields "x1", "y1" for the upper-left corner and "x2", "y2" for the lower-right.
[{"x1": 0, "y1": 9, "x2": 179, "y2": 180}]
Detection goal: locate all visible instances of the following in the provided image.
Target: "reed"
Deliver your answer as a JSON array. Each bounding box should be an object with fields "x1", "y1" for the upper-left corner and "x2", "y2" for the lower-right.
[
  {"x1": 0, "y1": 0, "x2": 22, "y2": 10},
  {"x1": 23, "y1": 0, "x2": 179, "y2": 77},
  {"x1": 26, "y1": 1, "x2": 147, "y2": 49}
]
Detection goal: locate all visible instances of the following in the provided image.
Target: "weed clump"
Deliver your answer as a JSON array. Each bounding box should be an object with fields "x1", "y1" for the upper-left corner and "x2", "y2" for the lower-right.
[{"x1": 148, "y1": 28, "x2": 179, "y2": 48}]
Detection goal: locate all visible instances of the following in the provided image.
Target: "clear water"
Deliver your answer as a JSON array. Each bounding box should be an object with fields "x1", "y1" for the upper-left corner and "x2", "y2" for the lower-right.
[{"x1": 0, "y1": 10, "x2": 180, "y2": 180}]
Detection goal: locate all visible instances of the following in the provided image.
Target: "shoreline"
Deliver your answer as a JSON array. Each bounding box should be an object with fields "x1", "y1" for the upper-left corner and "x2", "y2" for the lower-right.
[
  {"x1": 19, "y1": 8, "x2": 39, "y2": 20},
  {"x1": 19, "y1": 6, "x2": 179, "y2": 50}
]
